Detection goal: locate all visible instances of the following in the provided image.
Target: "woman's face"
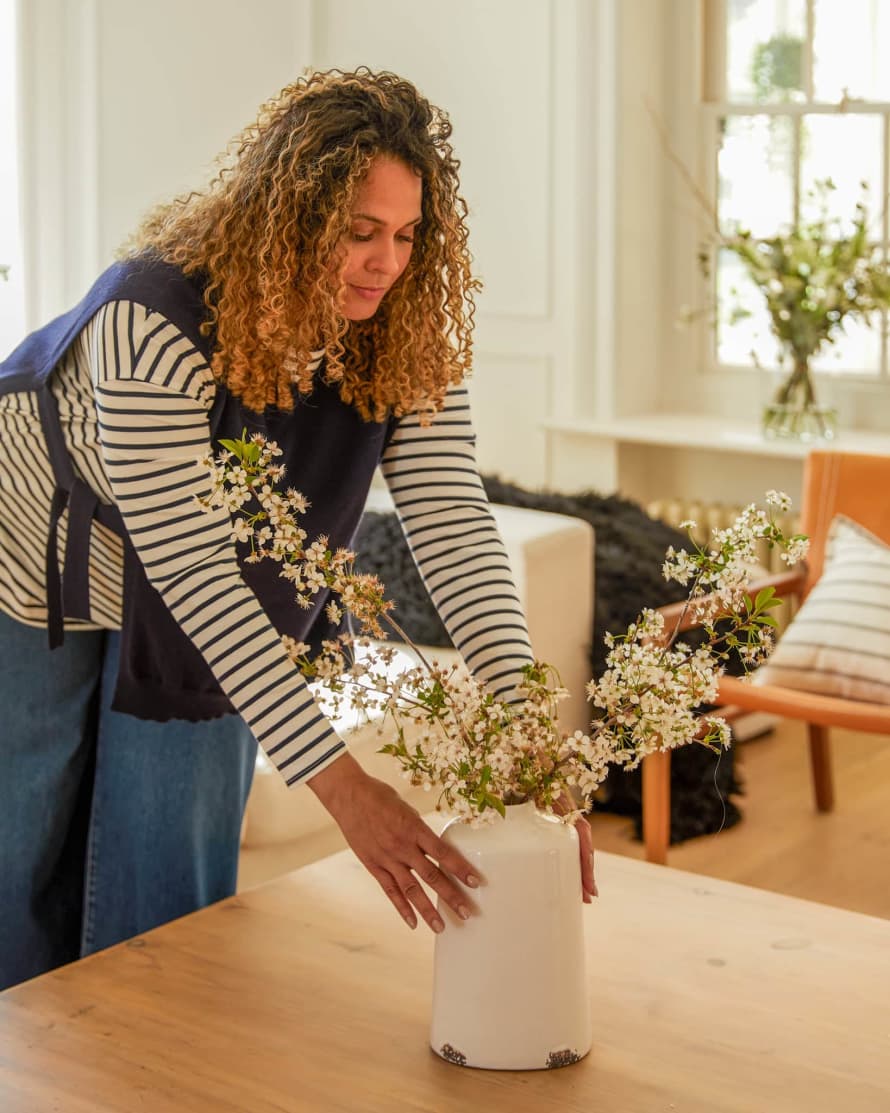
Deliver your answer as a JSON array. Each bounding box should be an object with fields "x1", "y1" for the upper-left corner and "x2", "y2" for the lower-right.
[{"x1": 339, "y1": 156, "x2": 423, "y2": 321}]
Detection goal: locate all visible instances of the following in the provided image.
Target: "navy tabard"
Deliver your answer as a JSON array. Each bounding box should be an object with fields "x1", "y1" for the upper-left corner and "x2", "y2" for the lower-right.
[{"x1": 0, "y1": 256, "x2": 396, "y2": 721}]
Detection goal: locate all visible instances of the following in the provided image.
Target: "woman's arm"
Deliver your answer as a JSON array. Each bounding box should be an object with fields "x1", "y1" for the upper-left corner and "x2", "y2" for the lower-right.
[
  {"x1": 380, "y1": 384, "x2": 535, "y2": 700},
  {"x1": 381, "y1": 385, "x2": 597, "y2": 902},
  {"x1": 89, "y1": 300, "x2": 482, "y2": 926},
  {"x1": 91, "y1": 300, "x2": 346, "y2": 786}
]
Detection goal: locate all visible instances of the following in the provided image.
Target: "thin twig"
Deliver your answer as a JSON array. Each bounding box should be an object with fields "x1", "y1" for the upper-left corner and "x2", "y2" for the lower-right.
[
  {"x1": 643, "y1": 94, "x2": 720, "y2": 232},
  {"x1": 340, "y1": 672, "x2": 430, "y2": 714},
  {"x1": 380, "y1": 612, "x2": 436, "y2": 672}
]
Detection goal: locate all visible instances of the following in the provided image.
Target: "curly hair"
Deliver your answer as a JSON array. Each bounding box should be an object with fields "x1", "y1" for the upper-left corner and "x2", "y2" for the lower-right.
[{"x1": 128, "y1": 68, "x2": 479, "y2": 420}]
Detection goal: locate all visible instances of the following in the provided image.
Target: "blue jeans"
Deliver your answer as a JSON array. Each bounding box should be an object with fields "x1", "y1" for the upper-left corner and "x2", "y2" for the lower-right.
[{"x1": 0, "y1": 611, "x2": 257, "y2": 990}]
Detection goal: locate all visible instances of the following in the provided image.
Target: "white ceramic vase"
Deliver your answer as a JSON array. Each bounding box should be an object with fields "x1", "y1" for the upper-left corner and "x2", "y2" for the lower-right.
[{"x1": 429, "y1": 801, "x2": 591, "y2": 1070}]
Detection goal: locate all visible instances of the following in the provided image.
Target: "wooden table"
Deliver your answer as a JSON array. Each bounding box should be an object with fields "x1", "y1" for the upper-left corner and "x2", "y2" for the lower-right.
[{"x1": 1, "y1": 851, "x2": 888, "y2": 1113}]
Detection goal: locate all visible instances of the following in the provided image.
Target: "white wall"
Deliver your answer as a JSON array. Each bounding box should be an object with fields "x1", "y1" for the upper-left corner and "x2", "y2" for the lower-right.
[
  {"x1": 18, "y1": 0, "x2": 314, "y2": 320},
  {"x1": 309, "y1": 0, "x2": 568, "y2": 486},
  {"x1": 18, "y1": 0, "x2": 620, "y2": 490},
  {"x1": 21, "y1": 0, "x2": 872, "y2": 509}
]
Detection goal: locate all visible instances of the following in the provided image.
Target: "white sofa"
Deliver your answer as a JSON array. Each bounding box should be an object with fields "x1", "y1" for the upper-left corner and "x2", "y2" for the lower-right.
[{"x1": 239, "y1": 495, "x2": 595, "y2": 882}]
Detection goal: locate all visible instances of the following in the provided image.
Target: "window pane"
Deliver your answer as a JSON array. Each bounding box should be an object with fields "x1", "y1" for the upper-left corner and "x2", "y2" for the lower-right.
[
  {"x1": 801, "y1": 116, "x2": 885, "y2": 376},
  {"x1": 813, "y1": 0, "x2": 890, "y2": 102},
  {"x1": 726, "y1": 0, "x2": 807, "y2": 104},
  {"x1": 800, "y1": 115, "x2": 885, "y2": 230},
  {"x1": 810, "y1": 312, "x2": 883, "y2": 375},
  {"x1": 718, "y1": 115, "x2": 794, "y2": 235},
  {"x1": 715, "y1": 250, "x2": 883, "y2": 374},
  {"x1": 716, "y1": 250, "x2": 781, "y2": 369},
  {"x1": 0, "y1": 0, "x2": 24, "y2": 360}
]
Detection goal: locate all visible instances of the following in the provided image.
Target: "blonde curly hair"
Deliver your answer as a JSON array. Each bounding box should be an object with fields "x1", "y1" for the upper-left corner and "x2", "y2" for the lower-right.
[{"x1": 128, "y1": 68, "x2": 479, "y2": 420}]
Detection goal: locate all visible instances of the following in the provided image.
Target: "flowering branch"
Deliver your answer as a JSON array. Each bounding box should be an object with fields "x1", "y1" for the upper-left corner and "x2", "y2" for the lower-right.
[
  {"x1": 195, "y1": 430, "x2": 393, "y2": 636},
  {"x1": 198, "y1": 436, "x2": 808, "y2": 826},
  {"x1": 586, "y1": 491, "x2": 808, "y2": 773}
]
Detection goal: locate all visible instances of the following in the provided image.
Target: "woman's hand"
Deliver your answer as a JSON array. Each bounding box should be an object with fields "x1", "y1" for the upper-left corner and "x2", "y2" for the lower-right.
[
  {"x1": 308, "y1": 753, "x2": 481, "y2": 932},
  {"x1": 576, "y1": 812, "x2": 597, "y2": 903}
]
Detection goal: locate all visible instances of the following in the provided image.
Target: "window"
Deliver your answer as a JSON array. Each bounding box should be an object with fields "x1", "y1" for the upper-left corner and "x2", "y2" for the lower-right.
[
  {"x1": 0, "y1": 0, "x2": 25, "y2": 359},
  {"x1": 702, "y1": 0, "x2": 889, "y2": 380}
]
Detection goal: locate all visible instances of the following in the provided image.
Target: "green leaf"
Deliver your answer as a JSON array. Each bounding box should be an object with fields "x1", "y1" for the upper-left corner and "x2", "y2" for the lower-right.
[{"x1": 484, "y1": 792, "x2": 506, "y2": 818}]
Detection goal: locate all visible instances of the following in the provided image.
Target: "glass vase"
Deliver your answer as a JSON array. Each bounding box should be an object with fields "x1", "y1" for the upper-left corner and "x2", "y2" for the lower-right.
[
  {"x1": 429, "y1": 801, "x2": 591, "y2": 1070},
  {"x1": 762, "y1": 357, "x2": 837, "y2": 441}
]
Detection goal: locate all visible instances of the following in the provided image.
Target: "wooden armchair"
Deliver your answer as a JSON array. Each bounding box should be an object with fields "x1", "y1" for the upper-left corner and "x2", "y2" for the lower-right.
[{"x1": 641, "y1": 450, "x2": 890, "y2": 864}]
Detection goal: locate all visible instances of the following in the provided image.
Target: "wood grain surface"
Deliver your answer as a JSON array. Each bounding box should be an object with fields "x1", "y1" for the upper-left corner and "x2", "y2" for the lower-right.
[{"x1": 1, "y1": 850, "x2": 888, "y2": 1113}]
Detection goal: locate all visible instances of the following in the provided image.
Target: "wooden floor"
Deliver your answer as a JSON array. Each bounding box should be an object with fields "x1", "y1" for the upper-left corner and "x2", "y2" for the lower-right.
[{"x1": 588, "y1": 720, "x2": 890, "y2": 920}]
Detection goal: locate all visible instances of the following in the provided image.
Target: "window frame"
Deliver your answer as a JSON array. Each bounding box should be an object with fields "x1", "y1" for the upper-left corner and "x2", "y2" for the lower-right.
[{"x1": 677, "y1": 0, "x2": 890, "y2": 425}]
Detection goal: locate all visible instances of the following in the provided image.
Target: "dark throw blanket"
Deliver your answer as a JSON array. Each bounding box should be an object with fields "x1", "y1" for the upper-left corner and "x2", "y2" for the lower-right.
[{"x1": 352, "y1": 478, "x2": 743, "y2": 844}]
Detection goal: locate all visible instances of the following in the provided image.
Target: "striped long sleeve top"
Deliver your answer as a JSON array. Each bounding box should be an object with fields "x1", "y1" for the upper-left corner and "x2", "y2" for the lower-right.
[{"x1": 0, "y1": 301, "x2": 534, "y2": 784}]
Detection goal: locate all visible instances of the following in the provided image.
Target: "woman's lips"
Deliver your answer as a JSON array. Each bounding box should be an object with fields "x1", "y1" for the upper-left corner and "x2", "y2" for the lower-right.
[{"x1": 349, "y1": 284, "x2": 387, "y2": 301}]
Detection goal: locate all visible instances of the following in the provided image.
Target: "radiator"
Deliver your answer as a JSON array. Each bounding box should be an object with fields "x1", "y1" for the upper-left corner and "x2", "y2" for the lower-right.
[{"x1": 645, "y1": 498, "x2": 799, "y2": 575}]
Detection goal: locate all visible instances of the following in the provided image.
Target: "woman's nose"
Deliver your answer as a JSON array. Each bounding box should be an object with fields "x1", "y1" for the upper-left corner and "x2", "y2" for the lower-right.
[{"x1": 368, "y1": 238, "x2": 400, "y2": 275}]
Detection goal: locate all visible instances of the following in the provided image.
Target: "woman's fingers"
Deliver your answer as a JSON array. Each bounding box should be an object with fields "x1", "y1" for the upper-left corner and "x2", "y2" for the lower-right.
[
  {"x1": 311, "y1": 759, "x2": 482, "y2": 933},
  {"x1": 365, "y1": 862, "x2": 419, "y2": 929},
  {"x1": 398, "y1": 865, "x2": 446, "y2": 932},
  {"x1": 417, "y1": 828, "x2": 482, "y2": 892},
  {"x1": 312, "y1": 758, "x2": 599, "y2": 927},
  {"x1": 372, "y1": 822, "x2": 480, "y2": 932},
  {"x1": 364, "y1": 843, "x2": 475, "y2": 933},
  {"x1": 410, "y1": 841, "x2": 480, "y2": 922},
  {"x1": 551, "y1": 790, "x2": 598, "y2": 904},
  {"x1": 575, "y1": 815, "x2": 597, "y2": 902}
]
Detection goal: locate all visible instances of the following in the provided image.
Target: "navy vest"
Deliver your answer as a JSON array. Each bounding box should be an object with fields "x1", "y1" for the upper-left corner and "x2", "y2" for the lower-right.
[{"x1": 0, "y1": 256, "x2": 396, "y2": 721}]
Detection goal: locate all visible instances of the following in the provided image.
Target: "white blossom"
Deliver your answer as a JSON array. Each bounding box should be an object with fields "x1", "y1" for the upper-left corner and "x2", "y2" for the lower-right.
[
  {"x1": 195, "y1": 438, "x2": 806, "y2": 822},
  {"x1": 230, "y1": 518, "x2": 253, "y2": 544},
  {"x1": 765, "y1": 489, "x2": 792, "y2": 511}
]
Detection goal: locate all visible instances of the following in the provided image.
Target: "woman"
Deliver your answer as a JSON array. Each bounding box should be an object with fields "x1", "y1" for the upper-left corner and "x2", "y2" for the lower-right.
[{"x1": 0, "y1": 68, "x2": 595, "y2": 990}]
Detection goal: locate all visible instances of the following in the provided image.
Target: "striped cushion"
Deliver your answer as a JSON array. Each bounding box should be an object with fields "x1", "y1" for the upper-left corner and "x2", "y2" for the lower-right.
[{"x1": 756, "y1": 515, "x2": 890, "y2": 705}]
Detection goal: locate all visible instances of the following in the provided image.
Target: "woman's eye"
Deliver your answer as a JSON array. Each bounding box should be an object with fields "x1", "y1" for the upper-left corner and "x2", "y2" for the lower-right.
[
  {"x1": 397, "y1": 234, "x2": 415, "y2": 244},
  {"x1": 352, "y1": 232, "x2": 373, "y2": 243}
]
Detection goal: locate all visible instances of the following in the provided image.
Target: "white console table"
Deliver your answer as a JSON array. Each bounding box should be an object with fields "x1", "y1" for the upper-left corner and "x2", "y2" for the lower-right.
[{"x1": 544, "y1": 413, "x2": 890, "y2": 507}]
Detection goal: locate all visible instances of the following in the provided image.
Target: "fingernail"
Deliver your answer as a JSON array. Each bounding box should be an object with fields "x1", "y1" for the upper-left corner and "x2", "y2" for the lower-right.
[
  {"x1": 458, "y1": 905, "x2": 471, "y2": 921},
  {"x1": 432, "y1": 917, "x2": 445, "y2": 933},
  {"x1": 466, "y1": 874, "x2": 480, "y2": 888},
  {"x1": 404, "y1": 913, "x2": 417, "y2": 929}
]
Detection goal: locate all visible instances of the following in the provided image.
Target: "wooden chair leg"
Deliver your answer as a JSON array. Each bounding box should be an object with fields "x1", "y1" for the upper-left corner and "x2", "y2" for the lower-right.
[
  {"x1": 808, "y1": 723, "x2": 834, "y2": 812},
  {"x1": 642, "y1": 750, "x2": 670, "y2": 865}
]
